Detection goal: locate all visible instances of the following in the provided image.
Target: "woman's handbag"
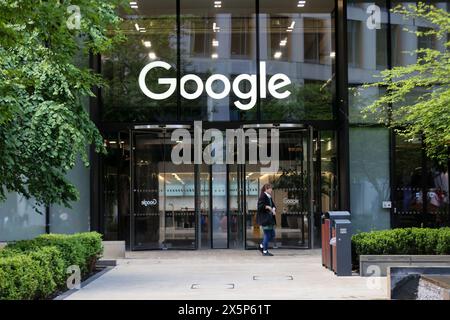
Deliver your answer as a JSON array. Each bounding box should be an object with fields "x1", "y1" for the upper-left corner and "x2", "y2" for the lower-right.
[
  {"x1": 257, "y1": 197, "x2": 275, "y2": 226},
  {"x1": 257, "y1": 210, "x2": 274, "y2": 226}
]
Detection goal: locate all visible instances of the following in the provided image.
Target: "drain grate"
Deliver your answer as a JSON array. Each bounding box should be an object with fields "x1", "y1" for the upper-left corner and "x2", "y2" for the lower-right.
[
  {"x1": 191, "y1": 283, "x2": 235, "y2": 290},
  {"x1": 253, "y1": 275, "x2": 294, "y2": 281}
]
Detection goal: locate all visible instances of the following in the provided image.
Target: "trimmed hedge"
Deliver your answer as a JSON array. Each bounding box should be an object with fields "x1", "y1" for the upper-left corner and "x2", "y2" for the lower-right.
[
  {"x1": 352, "y1": 227, "x2": 450, "y2": 266},
  {"x1": 0, "y1": 232, "x2": 103, "y2": 300}
]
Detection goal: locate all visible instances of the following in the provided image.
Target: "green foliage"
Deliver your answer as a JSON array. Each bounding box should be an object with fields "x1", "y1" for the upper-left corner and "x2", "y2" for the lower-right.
[
  {"x1": 0, "y1": 254, "x2": 41, "y2": 300},
  {"x1": 0, "y1": 232, "x2": 103, "y2": 300},
  {"x1": 363, "y1": 2, "x2": 450, "y2": 165},
  {"x1": 352, "y1": 227, "x2": 450, "y2": 266},
  {"x1": 0, "y1": 0, "x2": 128, "y2": 209},
  {"x1": 6, "y1": 232, "x2": 103, "y2": 274}
]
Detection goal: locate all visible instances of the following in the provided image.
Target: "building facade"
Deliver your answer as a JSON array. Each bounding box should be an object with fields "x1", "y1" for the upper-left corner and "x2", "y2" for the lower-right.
[{"x1": 1, "y1": 0, "x2": 449, "y2": 250}]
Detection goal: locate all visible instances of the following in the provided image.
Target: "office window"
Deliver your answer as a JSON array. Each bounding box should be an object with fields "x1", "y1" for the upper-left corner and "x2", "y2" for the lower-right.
[
  {"x1": 347, "y1": 20, "x2": 362, "y2": 68},
  {"x1": 304, "y1": 18, "x2": 328, "y2": 65},
  {"x1": 376, "y1": 24, "x2": 388, "y2": 70},
  {"x1": 231, "y1": 18, "x2": 251, "y2": 57}
]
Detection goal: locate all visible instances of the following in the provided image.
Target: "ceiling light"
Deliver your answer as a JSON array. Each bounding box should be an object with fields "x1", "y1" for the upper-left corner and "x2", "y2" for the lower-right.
[
  {"x1": 280, "y1": 38, "x2": 287, "y2": 46},
  {"x1": 143, "y1": 40, "x2": 151, "y2": 48},
  {"x1": 135, "y1": 23, "x2": 140, "y2": 31},
  {"x1": 214, "y1": 1, "x2": 222, "y2": 8},
  {"x1": 213, "y1": 22, "x2": 220, "y2": 32},
  {"x1": 330, "y1": 51, "x2": 336, "y2": 58},
  {"x1": 149, "y1": 52, "x2": 157, "y2": 60},
  {"x1": 274, "y1": 51, "x2": 282, "y2": 59},
  {"x1": 211, "y1": 53, "x2": 218, "y2": 59},
  {"x1": 212, "y1": 39, "x2": 219, "y2": 47},
  {"x1": 289, "y1": 21, "x2": 295, "y2": 29}
]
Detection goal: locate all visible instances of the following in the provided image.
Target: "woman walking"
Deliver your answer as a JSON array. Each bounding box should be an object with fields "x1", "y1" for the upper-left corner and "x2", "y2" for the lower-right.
[{"x1": 256, "y1": 183, "x2": 276, "y2": 256}]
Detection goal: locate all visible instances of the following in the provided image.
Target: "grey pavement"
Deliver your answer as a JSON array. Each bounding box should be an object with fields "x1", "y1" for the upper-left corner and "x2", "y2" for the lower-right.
[{"x1": 62, "y1": 249, "x2": 387, "y2": 300}]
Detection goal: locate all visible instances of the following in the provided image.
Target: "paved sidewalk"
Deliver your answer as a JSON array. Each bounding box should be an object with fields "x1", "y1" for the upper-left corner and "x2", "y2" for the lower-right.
[{"x1": 62, "y1": 250, "x2": 387, "y2": 300}]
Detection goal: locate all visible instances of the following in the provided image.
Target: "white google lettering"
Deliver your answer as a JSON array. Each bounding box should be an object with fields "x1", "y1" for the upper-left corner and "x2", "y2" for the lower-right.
[
  {"x1": 141, "y1": 199, "x2": 158, "y2": 207},
  {"x1": 138, "y1": 61, "x2": 291, "y2": 111}
]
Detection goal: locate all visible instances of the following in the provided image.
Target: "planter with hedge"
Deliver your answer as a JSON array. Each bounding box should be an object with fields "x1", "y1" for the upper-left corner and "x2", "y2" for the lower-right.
[
  {"x1": 352, "y1": 228, "x2": 450, "y2": 276},
  {"x1": 0, "y1": 232, "x2": 103, "y2": 300}
]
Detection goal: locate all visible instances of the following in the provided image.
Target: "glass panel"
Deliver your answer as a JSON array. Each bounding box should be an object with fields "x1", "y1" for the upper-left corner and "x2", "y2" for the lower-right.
[
  {"x1": 319, "y1": 131, "x2": 338, "y2": 212},
  {"x1": 259, "y1": 0, "x2": 335, "y2": 121},
  {"x1": 133, "y1": 132, "x2": 164, "y2": 249},
  {"x1": 180, "y1": 0, "x2": 257, "y2": 121},
  {"x1": 102, "y1": 132, "x2": 130, "y2": 242},
  {"x1": 199, "y1": 164, "x2": 211, "y2": 248},
  {"x1": 424, "y1": 159, "x2": 449, "y2": 227},
  {"x1": 393, "y1": 135, "x2": 423, "y2": 226},
  {"x1": 393, "y1": 134, "x2": 450, "y2": 228},
  {"x1": 49, "y1": 158, "x2": 90, "y2": 234},
  {"x1": 212, "y1": 164, "x2": 228, "y2": 248},
  {"x1": 245, "y1": 129, "x2": 311, "y2": 249},
  {"x1": 162, "y1": 160, "x2": 196, "y2": 249},
  {"x1": 347, "y1": 1, "x2": 389, "y2": 124},
  {"x1": 0, "y1": 194, "x2": 45, "y2": 241},
  {"x1": 229, "y1": 164, "x2": 245, "y2": 248},
  {"x1": 132, "y1": 131, "x2": 196, "y2": 249},
  {"x1": 349, "y1": 128, "x2": 390, "y2": 232},
  {"x1": 102, "y1": 1, "x2": 178, "y2": 122}
]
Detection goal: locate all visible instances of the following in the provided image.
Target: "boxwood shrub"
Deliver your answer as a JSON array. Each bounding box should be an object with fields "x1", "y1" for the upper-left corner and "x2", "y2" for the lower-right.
[
  {"x1": 352, "y1": 227, "x2": 450, "y2": 266},
  {"x1": 0, "y1": 232, "x2": 103, "y2": 300}
]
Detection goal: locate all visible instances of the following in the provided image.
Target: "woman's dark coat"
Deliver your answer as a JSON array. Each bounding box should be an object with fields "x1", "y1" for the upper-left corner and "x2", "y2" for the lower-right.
[{"x1": 256, "y1": 193, "x2": 276, "y2": 226}]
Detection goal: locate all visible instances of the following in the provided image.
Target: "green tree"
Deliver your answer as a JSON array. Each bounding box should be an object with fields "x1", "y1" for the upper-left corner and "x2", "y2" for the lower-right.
[
  {"x1": 364, "y1": 2, "x2": 450, "y2": 165},
  {"x1": 0, "y1": 0, "x2": 127, "y2": 209}
]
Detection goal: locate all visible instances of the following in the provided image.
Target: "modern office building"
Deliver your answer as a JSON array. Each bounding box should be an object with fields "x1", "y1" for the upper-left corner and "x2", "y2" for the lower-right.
[{"x1": 1, "y1": 0, "x2": 449, "y2": 250}]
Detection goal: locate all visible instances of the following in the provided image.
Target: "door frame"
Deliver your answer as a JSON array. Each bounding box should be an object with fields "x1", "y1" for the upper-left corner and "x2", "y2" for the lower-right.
[
  {"x1": 129, "y1": 123, "x2": 315, "y2": 250},
  {"x1": 130, "y1": 125, "x2": 197, "y2": 251}
]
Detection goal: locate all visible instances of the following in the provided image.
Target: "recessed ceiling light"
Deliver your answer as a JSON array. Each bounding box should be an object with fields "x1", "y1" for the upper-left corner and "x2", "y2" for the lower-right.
[
  {"x1": 135, "y1": 23, "x2": 140, "y2": 31},
  {"x1": 149, "y1": 52, "x2": 157, "y2": 60},
  {"x1": 143, "y1": 41, "x2": 151, "y2": 48},
  {"x1": 212, "y1": 39, "x2": 219, "y2": 47},
  {"x1": 274, "y1": 51, "x2": 282, "y2": 59},
  {"x1": 330, "y1": 51, "x2": 336, "y2": 58},
  {"x1": 211, "y1": 53, "x2": 218, "y2": 59}
]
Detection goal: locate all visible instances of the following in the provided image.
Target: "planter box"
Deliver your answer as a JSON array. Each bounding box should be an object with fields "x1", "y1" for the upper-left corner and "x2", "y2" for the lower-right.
[
  {"x1": 360, "y1": 255, "x2": 450, "y2": 277},
  {"x1": 101, "y1": 241, "x2": 125, "y2": 260}
]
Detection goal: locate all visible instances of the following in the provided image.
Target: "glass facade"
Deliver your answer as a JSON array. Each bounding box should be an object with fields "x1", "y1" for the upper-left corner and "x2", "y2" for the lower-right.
[
  {"x1": 101, "y1": 0, "x2": 336, "y2": 123},
  {"x1": 347, "y1": 1, "x2": 449, "y2": 233},
  {"x1": 1, "y1": 1, "x2": 448, "y2": 248}
]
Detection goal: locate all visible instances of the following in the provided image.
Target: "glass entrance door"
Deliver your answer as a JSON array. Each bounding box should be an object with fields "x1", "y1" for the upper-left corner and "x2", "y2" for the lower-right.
[
  {"x1": 131, "y1": 127, "x2": 196, "y2": 250},
  {"x1": 242, "y1": 125, "x2": 314, "y2": 249},
  {"x1": 130, "y1": 124, "x2": 314, "y2": 250}
]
